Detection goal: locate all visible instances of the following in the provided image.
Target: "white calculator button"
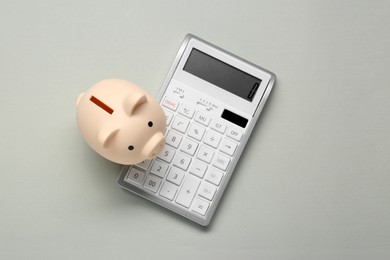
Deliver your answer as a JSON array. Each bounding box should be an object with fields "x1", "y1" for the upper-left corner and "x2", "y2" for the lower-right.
[
  {"x1": 176, "y1": 175, "x2": 200, "y2": 208},
  {"x1": 137, "y1": 159, "x2": 152, "y2": 170},
  {"x1": 125, "y1": 168, "x2": 145, "y2": 185},
  {"x1": 162, "y1": 97, "x2": 179, "y2": 111},
  {"x1": 171, "y1": 116, "x2": 190, "y2": 133},
  {"x1": 166, "y1": 167, "x2": 185, "y2": 186},
  {"x1": 198, "y1": 182, "x2": 217, "y2": 201},
  {"x1": 164, "y1": 109, "x2": 174, "y2": 126},
  {"x1": 188, "y1": 123, "x2": 206, "y2": 141},
  {"x1": 191, "y1": 198, "x2": 209, "y2": 216},
  {"x1": 203, "y1": 130, "x2": 222, "y2": 148},
  {"x1": 159, "y1": 182, "x2": 178, "y2": 201},
  {"x1": 178, "y1": 104, "x2": 195, "y2": 119},
  {"x1": 166, "y1": 130, "x2": 183, "y2": 148},
  {"x1": 173, "y1": 152, "x2": 192, "y2": 171},
  {"x1": 212, "y1": 153, "x2": 230, "y2": 171},
  {"x1": 205, "y1": 168, "x2": 224, "y2": 186},
  {"x1": 143, "y1": 175, "x2": 162, "y2": 193},
  {"x1": 210, "y1": 119, "x2": 227, "y2": 134},
  {"x1": 189, "y1": 160, "x2": 208, "y2": 178},
  {"x1": 180, "y1": 138, "x2": 198, "y2": 156},
  {"x1": 195, "y1": 112, "x2": 211, "y2": 126},
  {"x1": 220, "y1": 138, "x2": 237, "y2": 156},
  {"x1": 226, "y1": 126, "x2": 243, "y2": 141},
  {"x1": 197, "y1": 145, "x2": 215, "y2": 164},
  {"x1": 157, "y1": 145, "x2": 176, "y2": 163},
  {"x1": 150, "y1": 160, "x2": 169, "y2": 178}
]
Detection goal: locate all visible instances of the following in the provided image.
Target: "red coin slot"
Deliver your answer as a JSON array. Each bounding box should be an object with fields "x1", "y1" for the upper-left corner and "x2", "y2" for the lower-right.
[{"x1": 90, "y1": 96, "x2": 114, "y2": 114}]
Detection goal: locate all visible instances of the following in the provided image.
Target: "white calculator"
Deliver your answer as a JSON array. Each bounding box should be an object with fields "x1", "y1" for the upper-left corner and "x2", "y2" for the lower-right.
[{"x1": 117, "y1": 34, "x2": 276, "y2": 226}]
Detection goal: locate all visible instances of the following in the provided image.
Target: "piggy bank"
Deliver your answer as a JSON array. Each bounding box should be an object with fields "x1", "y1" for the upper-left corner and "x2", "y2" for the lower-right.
[{"x1": 76, "y1": 79, "x2": 166, "y2": 165}]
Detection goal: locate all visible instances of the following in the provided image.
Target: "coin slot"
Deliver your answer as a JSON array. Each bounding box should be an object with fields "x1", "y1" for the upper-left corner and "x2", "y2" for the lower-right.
[{"x1": 90, "y1": 96, "x2": 114, "y2": 114}]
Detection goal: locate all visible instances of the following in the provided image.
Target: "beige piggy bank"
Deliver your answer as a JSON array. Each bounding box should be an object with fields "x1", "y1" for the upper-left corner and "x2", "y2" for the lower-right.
[{"x1": 76, "y1": 79, "x2": 166, "y2": 165}]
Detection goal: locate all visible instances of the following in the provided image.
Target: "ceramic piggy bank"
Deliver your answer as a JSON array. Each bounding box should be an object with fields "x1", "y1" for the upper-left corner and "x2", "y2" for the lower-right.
[{"x1": 76, "y1": 79, "x2": 166, "y2": 164}]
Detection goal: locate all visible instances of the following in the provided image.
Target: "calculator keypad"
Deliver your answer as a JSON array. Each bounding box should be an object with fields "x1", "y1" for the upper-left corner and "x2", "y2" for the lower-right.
[{"x1": 123, "y1": 96, "x2": 243, "y2": 218}]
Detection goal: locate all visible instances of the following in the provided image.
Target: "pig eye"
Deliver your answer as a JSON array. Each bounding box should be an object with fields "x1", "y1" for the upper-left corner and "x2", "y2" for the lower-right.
[
  {"x1": 128, "y1": 145, "x2": 134, "y2": 151},
  {"x1": 148, "y1": 121, "x2": 153, "y2": 127}
]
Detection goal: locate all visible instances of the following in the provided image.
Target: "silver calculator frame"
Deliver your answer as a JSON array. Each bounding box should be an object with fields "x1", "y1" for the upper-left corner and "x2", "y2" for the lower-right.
[{"x1": 117, "y1": 34, "x2": 276, "y2": 226}]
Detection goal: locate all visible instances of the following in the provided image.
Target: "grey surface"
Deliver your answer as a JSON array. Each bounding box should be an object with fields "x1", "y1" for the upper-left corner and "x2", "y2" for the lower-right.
[{"x1": 1, "y1": 1, "x2": 389, "y2": 259}]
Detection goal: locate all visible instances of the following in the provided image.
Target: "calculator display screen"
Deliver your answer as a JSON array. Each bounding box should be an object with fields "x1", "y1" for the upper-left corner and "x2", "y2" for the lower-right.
[{"x1": 183, "y1": 48, "x2": 262, "y2": 102}]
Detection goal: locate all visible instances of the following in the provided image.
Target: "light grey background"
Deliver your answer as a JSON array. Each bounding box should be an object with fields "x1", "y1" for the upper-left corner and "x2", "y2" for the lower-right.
[{"x1": 1, "y1": 1, "x2": 389, "y2": 259}]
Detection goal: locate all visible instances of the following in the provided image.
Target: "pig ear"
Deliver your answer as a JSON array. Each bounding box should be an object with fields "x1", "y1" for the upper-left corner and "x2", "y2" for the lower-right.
[
  {"x1": 98, "y1": 124, "x2": 120, "y2": 148},
  {"x1": 76, "y1": 92, "x2": 85, "y2": 107},
  {"x1": 123, "y1": 92, "x2": 148, "y2": 116}
]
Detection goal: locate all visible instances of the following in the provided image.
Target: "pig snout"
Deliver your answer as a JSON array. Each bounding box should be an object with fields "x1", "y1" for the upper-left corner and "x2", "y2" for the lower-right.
[{"x1": 142, "y1": 132, "x2": 165, "y2": 159}]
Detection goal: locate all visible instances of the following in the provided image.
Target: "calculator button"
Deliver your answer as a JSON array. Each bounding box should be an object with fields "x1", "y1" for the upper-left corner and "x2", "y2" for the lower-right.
[
  {"x1": 198, "y1": 182, "x2": 217, "y2": 201},
  {"x1": 188, "y1": 123, "x2": 206, "y2": 141},
  {"x1": 195, "y1": 112, "x2": 211, "y2": 126},
  {"x1": 176, "y1": 175, "x2": 200, "y2": 208},
  {"x1": 162, "y1": 97, "x2": 179, "y2": 111},
  {"x1": 197, "y1": 145, "x2": 215, "y2": 164},
  {"x1": 173, "y1": 152, "x2": 192, "y2": 171},
  {"x1": 137, "y1": 160, "x2": 152, "y2": 170},
  {"x1": 180, "y1": 138, "x2": 198, "y2": 156},
  {"x1": 125, "y1": 168, "x2": 145, "y2": 185},
  {"x1": 189, "y1": 160, "x2": 208, "y2": 178},
  {"x1": 150, "y1": 160, "x2": 169, "y2": 178},
  {"x1": 171, "y1": 116, "x2": 190, "y2": 133},
  {"x1": 205, "y1": 168, "x2": 224, "y2": 186},
  {"x1": 191, "y1": 198, "x2": 209, "y2": 216},
  {"x1": 203, "y1": 130, "x2": 222, "y2": 148},
  {"x1": 164, "y1": 109, "x2": 174, "y2": 126},
  {"x1": 143, "y1": 175, "x2": 162, "y2": 193},
  {"x1": 159, "y1": 182, "x2": 178, "y2": 201},
  {"x1": 220, "y1": 138, "x2": 237, "y2": 156},
  {"x1": 157, "y1": 145, "x2": 176, "y2": 163},
  {"x1": 166, "y1": 167, "x2": 185, "y2": 186},
  {"x1": 166, "y1": 130, "x2": 183, "y2": 148},
  {"x1": 178, "y1": 104, "x2": 195, "y2": 119},
  {"x1": 212, "y1": 153, "x2": 230, "y2": 171},
  {"x1": 210, "y1": 119, "x2": 227, "y2": 134},
  {"x1": 226, "y1": 126, "x2": 243, "y2": 141}
]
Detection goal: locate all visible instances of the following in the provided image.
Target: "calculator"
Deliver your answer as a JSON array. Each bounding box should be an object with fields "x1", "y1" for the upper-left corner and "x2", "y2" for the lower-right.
[{"x1": 117, "y1": 34, "x2": 276, "y2": 226}]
